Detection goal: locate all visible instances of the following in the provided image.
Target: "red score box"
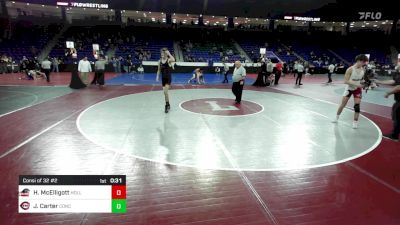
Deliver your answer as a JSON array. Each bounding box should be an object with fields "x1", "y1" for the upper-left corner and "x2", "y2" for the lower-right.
[{"x1": 112, "y1": 185, "x2": 126, "y2": 199}]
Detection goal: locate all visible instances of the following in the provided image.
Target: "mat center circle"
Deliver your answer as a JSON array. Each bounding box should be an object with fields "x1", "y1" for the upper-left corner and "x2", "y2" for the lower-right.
[
  {"x1": 180, "y1": 98, "x2": 263, "y2": 116},
  {"x1": 77, "y1": 89, "x2": 381, "y2": 171}
]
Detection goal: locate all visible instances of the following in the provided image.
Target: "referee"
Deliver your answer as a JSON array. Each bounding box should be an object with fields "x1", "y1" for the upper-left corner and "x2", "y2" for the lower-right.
[
  {"x1": 375, "y1": 66, "x2": 400, "y2": 141},
  {"x1": 232, "y1": 61, "x2": 246, "y2": 104},
  {"x1": 41, "y1": 57, "x2": 52, "y2": 82},
  {"x1": 92, "y1": 55, "x2": 107, "y2": 86}
]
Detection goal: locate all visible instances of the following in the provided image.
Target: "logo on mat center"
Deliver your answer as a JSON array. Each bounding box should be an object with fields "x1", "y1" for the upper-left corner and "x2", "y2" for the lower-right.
[{"x1": 180, "y1": 98, "x2": 263, "y2": 116}]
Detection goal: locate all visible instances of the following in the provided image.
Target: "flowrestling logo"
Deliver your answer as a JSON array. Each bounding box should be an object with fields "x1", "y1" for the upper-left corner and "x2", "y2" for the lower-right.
[
  {"x1": 56, "y1": 2, "x2": 109, "y2": 9},
  {"x1": 359, "y1": 12, "x2": 382, "y2": 20}
]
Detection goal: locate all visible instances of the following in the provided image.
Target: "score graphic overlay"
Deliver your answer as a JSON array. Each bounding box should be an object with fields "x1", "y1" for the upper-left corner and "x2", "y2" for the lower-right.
[{"x1": 18, "y1": 175, "x2": 126, "y2": 213}]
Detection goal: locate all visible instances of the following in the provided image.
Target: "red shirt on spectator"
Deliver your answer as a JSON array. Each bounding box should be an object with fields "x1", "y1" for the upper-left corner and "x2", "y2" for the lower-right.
[{"x1": 276, "y1": 62, "x2": 283, "y2": 71}]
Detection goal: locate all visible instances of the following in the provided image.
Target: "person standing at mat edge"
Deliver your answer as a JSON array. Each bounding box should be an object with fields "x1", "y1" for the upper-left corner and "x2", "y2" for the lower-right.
[
  {"x1": 41, "y1": 57, "x2": 51, "y2": 82},
  {"x1": 275, "y1": 61, "x2": 283, "y2": 85},
  {"x1": 78, "y1": 57, "x2": 92, "y2": 86},
  {"x1": 327, "y1": 63, "x2": 335, "y2": 84},
  {"x1": 222, "y1": 61, "x2": 229, "y2": 83},
  {"x1": 295, "y1": 61, "x2": 304, "y2": 85},
  {"x1": 374, "y1": 65, "x2": 400, "y2": 141},
  {"x1": 156, "y1": 48, "x2": 175, "y2": 113},
  {"x1": 232, "y1": 61, "x2": 246, "y2": 104},
  {"x1": 91, "y1": 55, "x2": 107, "y2": 86},
  {"x1": 333, "y1": 54, "x2": 368, "y2": 129}
]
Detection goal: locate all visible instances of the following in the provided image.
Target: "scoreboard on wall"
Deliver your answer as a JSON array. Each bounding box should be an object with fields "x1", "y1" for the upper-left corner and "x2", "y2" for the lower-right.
[{"x1": 18, "y1": 175, "x2": 126, "y2": 213}]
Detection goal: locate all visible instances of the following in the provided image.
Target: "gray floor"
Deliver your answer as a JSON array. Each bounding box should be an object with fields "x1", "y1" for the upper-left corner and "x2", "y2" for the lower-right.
[
  {"x1": 0, "y1": 86, "x2": 74, "y2": 116},
  {"x1": 77, "y1": 89, "x2": 382, "y2": 171}
]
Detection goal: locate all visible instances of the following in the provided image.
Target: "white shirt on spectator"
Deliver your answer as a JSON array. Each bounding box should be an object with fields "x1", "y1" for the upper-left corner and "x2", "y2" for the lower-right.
[
  {"x1": 78, "y1": 59, "x2": 92, "y2": 72},
  {"x1": 41, "y1": 60, "x2": 51, "y2": 69},
  {"x1": 328, "y1": 64, "x2": 335, "y2": 73},
  {"x1": 297, "y1": 64, "x2": 304, "y2": 73}
]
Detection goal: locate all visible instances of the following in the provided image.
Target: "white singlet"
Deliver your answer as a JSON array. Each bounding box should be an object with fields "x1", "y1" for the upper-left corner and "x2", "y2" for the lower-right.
[{"x1": 343, "y1": 65, "x2": 364, "y2": 94}]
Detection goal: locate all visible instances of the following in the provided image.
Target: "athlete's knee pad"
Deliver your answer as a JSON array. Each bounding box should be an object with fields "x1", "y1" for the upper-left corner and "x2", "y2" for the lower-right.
[{"x1": 354, "y1": 104, "x2": 360, "y2": 113}]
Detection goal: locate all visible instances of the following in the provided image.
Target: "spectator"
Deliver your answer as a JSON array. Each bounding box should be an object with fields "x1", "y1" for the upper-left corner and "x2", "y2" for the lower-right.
[
  {"x1": 78, "y1": 56, "x2": 92, "y2": 85},
  {"x1": 117, "y1": 57, "x2": 122, "y2": 73},
  {"x1": 91, "y1": 55, "x2": 107, "y2": 86},
  {"x1": 9, "y1": 57, "x2": 15, "y2": 73},
  {"x1": 275, "y1": 61, "x2": 283, "y2": 85},
  {"x1": 137, "y1": 64, "x2": 144, "y2": 74},
  {"x1": 52, "y1": 57, "x2": 60, "y2": 73},
  {"x1": 215, "y1": 67, "x2": 221, "y2": 75},
  {"x1": 41, "y1": 57, "x2": 52, "y2": 82},
  {"x1": 0, "y1": 55, "x2": 8, "y2": 74}
]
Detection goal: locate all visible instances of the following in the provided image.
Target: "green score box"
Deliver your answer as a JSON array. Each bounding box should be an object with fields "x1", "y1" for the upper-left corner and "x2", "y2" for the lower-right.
[{"x1": 112, "y1": 199, "x2": 126, "y2": 213}]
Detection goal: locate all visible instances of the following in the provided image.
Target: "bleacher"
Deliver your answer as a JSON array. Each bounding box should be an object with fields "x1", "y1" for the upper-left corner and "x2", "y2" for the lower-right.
[
  {"x1": 0, "y1": 22, "x2": 61, "y2": 61},
  {"x1": 288, "y1": 43, "x2": 343, "y2": 66},
  {"x1": 115, "y1": 38, "x2": 174, "y2": 63},
  {"x1": 50, "y1": 26, "x2": 117, "y2": 63},
  {"x1": 182, "y1": 42, "x2": 242, "y2": 62},
  {"x1": 332, "y1": 47, "x2": 391, "y2": 65},
  {"x1": 50, "y1": 26, "x2": 174, "y2": 64},
  {"x1": 238, "y1": 40, "x2": 298, "y2": 63},
  {"x1": 328, "y1": 30, "x2": 392, "y2": 65}
]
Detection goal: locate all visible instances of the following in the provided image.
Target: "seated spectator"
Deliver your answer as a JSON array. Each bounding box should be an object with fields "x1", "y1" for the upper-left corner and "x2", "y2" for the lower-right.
[
  {"x1": 137, "y1": 64, "x2": 144, "y2": 74},
  {"x1": 215, "y1": 67, "x2": 221, "y2": 74},
  {"x1": 0, "y1": 54, "x2": 8, "y2": 74},
  {"x1": 9, "y1": 57, "x2": 15, "y2": 73}
]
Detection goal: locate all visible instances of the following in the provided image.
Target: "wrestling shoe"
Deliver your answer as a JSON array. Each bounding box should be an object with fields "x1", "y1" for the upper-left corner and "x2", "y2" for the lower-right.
[
  {"x1": 352, "y1": 121, "x2": 358, "y2": 129},
  {"x1": 165, "y1": 103, "x2": 170, "y2": 113}
]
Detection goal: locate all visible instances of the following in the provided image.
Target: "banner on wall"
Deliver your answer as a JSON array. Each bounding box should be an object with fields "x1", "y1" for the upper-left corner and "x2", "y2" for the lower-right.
[
  {"x1": 66, "y1": 41, "x2": 74, "y2": 49},
  {"x1": 92, "y1": 44, "x2": 100, "y2": 59}
]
